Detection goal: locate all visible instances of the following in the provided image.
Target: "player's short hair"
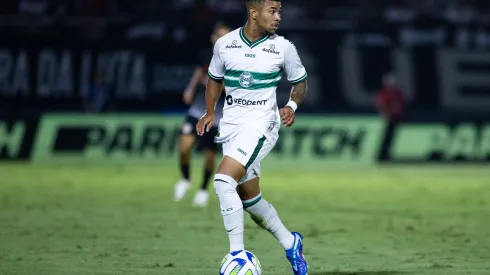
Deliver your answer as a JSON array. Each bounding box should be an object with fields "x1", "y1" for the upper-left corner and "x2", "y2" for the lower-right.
[{"x1": 246, "y1": 0, "x2": 280, "y2": 7}]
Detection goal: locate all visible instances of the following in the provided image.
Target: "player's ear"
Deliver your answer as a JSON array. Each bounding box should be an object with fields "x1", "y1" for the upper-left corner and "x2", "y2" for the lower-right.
[{"x1": 249, "y1": 6, "x2": 258, "y2": 20}]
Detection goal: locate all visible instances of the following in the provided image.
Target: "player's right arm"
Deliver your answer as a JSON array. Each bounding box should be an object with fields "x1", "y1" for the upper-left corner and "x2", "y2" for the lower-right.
[{"x1": 196, "y1": 39, "x2": 226, "y2": 136}]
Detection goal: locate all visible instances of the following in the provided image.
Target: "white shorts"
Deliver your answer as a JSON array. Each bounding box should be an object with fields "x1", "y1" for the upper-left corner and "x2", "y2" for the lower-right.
[{"x1": 222, "y1": 128, "x2": 275, "y2": 184}]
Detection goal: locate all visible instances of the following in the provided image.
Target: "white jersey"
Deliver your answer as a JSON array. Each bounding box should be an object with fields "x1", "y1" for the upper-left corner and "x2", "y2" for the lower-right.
[{"x1": 208, "y1": 27, "x2": 307, "y2": 144}]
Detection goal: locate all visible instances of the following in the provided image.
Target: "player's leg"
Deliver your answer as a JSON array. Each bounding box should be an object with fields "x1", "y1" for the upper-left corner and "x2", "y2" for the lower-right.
[
  {"x1": 213, "y1": 129, "x2": 266, "y2": 252},
  {"x1": 173, "y1": 117, "x2": 197, "y2": 201},
  {"x1": 213, "y1": 155, "x2": 247, "y2": 252},
  {"x1": 237, "y1": 175, "x2": 295, "y2": 250},
  {"x1": 237, "y1": 140, "x2": 308, "y2": 275}
]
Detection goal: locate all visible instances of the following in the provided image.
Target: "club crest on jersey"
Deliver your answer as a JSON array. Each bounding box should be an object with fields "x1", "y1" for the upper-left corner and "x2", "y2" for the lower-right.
[
  {"x1": 239, "y1": 72, "x2": 254, "y2": 88},
  {"x1": 225, "y1": 40, "x2": 242, "y2": 49},
  {"x1": 262, "y1": 44, "x2": 280, "y2": 55}
]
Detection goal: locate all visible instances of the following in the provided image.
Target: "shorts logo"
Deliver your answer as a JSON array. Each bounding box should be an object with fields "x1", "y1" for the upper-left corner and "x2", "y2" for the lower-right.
[
  {"x1": 237, "y1": 148, "x2": 247, "y2": 156},
  {"x1": 239, "y1": 71, "x2": 254, "y2": 88},
  {"x1": 268, "y1": 122, "x2": 276, "y2": 132}
]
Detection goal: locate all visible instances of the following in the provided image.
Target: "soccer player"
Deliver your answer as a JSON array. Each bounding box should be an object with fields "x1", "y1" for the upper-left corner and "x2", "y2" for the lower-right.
[
  {"x1": 196, "y1": 1, "x2": 308, "y2": 274},
  {"x1": 173, "y1": 22, "x2": 232, "y2": 207}
]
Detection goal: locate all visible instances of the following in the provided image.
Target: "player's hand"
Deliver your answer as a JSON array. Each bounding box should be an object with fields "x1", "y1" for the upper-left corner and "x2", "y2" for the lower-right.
[
  {"x1": 196, "y1": 112, "x2": 215, "y2": 136},
  {"x1": 280, "y1": 107, "x2": 295, "y2": 127},
  {"x1": 183, "y1": 88, "x2": 194, "y2": 105}
]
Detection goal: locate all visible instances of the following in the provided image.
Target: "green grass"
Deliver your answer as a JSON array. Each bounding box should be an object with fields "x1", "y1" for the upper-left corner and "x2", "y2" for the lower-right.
[{"x1": 0, "y1": 161, "x2": 489, "y2": 275}]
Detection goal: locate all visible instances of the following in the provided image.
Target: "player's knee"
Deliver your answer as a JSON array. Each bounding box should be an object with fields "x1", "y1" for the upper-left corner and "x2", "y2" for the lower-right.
[
  {"x1": 214, "y1": 173, "x2": 242, "y2": 215},
  {"x1": 179, "y1": 147, "x2": 189, "y2": 157},
  {"x1": 213, "y1": 173, "x2": 238, "y2": 196}
]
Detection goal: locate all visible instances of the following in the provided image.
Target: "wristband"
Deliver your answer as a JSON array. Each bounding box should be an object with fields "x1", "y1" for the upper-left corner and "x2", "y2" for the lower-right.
[{"x1": 286, "y1": 101, "x2": 298, "y2": 112}]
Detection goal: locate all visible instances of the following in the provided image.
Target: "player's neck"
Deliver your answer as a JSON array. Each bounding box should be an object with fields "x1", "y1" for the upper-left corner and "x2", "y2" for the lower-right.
[{"x1": 243, "y1": 22, "x2": 267, "y2": 43}]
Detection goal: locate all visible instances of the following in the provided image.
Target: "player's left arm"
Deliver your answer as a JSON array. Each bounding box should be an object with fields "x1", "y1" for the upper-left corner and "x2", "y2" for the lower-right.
[{"x1": 280, "y1": 40, "x2": 308, "y2": 127}]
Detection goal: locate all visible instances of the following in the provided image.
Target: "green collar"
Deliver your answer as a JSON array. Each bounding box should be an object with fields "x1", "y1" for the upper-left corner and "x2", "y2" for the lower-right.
[{"x1": 239, "y1": 27, "x2": 270, "y2": 49}]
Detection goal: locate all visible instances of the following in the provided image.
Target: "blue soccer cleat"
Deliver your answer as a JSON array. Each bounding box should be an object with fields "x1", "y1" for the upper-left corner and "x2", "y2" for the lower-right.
[{"x1": 285, "y1": 232, "x2": 308, "y2": 275}]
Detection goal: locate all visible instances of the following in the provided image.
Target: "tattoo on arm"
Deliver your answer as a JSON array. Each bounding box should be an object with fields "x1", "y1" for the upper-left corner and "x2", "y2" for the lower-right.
[{"x1": 290, "y1": 81, "x2": 307, "y2": 105}]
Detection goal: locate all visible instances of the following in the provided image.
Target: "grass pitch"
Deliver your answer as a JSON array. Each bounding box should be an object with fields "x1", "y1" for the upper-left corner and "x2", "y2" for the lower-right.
[{"x1": 0, "y1": 161, "x2": 489, "y2": 275}]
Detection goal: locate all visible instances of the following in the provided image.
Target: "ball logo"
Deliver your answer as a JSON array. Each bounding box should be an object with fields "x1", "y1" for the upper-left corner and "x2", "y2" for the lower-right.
[{"x1": 239, "y1": 72, "x2": 254, "y2": 88}]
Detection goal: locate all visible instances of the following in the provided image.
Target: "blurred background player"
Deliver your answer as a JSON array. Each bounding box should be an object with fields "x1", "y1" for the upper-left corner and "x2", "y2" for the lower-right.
[
  {"x1": 376, "y1": 73, "x2": 407, "y2": 123},
  {"x1": 83, "y1": 71, "x2": 113, "y2": 113},
  {"x1": 173, "y1": 22, "x2": 232, "y2": 207},
  {"x1": 376, "y1": 73, "x2": 408, "y2": 160}
]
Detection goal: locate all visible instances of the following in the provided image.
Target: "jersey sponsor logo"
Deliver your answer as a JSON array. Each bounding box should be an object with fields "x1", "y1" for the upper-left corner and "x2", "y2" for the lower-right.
[
  {"x1": 225, "y1": 40, "x2": 242, "y2": 49},
  {"x1": 226, "y1": 95, "x2": 233, "y2": 105},
  {"x1": 262, "y1": 44, "x2": 280, "y2": 55},
  {"x1": 226, "y1": 95, "x2": 268, "y2": 106},
  {"x1": 239, "y1": 71, "x2": 254, "y2": 88}
]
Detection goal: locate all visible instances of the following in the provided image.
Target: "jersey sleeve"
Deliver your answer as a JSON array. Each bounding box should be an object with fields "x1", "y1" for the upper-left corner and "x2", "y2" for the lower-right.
[
  {"x1": 284, "y1": 40, "x2": 307, "y2": 84},
  {"x1": 207, "y1": 39, "x2": 226, "y2": 81}
]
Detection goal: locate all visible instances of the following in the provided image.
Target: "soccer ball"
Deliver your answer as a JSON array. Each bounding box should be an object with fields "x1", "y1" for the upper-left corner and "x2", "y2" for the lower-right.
[{"x1": 219, "y1": 250, "x2": 262, "y2": 275}]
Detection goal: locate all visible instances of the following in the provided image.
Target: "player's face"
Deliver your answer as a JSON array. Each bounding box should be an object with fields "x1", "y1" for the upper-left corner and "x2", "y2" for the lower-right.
[
  {"x1": 256, "y1": 0, "x2": 281, "y2": 34},
  {"x1": 211, "y1": 26, "x2": 231, "y2": 45}
]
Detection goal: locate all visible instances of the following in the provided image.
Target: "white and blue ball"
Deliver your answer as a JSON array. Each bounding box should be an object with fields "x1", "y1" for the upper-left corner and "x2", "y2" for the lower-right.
[{"x1": 219, "y1": 250, "x2": 262, "y2": 275}]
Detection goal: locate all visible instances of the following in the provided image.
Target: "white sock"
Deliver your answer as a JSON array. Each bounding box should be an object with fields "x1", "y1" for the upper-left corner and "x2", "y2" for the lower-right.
[
  {"x1": 243, "y1": 193, "x2": 295, "y2": 250},
  {"x1": 214, "y1": 174, "x2": 244, "y2": 252}
]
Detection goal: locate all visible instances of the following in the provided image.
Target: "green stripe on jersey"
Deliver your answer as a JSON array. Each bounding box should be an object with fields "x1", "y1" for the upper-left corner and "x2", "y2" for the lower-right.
[
  {"x1": 224, "y1": 78, "x2": 281, "y2": 90},
  {"x1": 225, "y1": 70, "x2": 282, "y2": 80},
  {"x1": 224, "y1": 69, "x2": 282, "y2": 90},
  {"x1": 290, "y1": 72, "x2": 308, "y2": 84},
  {"x1": 208, "y1": 71, "x2": 223, "y2": 81}
]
